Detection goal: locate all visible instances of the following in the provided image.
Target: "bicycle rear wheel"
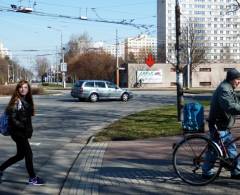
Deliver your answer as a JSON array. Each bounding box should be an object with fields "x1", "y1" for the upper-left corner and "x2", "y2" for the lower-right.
[{"x1": 173, "y1": 135, "x2": 222, "y2": 185}]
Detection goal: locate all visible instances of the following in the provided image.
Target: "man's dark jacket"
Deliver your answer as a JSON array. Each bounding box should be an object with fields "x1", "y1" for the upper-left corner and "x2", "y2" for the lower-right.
[{"x1": 209, "y1": 80, "x2": 240, "y2": 130}]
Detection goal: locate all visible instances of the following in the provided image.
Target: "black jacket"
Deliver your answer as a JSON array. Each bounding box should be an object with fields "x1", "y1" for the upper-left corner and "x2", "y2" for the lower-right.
[
  {"x1": 209, "y1": 80, "x2": 240, "y2": 130},
  {"x1": 7, "y1": 98, "x2": 33, "y2": 138}
]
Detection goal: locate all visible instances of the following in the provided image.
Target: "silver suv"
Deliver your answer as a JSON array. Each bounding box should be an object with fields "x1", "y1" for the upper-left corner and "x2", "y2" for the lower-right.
[{"x1": 71, "y1": 80, "x2": 133, "y2": 102}]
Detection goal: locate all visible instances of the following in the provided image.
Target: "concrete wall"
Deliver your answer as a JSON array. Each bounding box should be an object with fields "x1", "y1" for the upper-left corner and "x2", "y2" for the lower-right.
[
  {"x1": 127, "y1": 63, "x2": 240, "y2": 88},
  {"x1": 192, "y1": 63, "x2": 240, "y2": 87}
]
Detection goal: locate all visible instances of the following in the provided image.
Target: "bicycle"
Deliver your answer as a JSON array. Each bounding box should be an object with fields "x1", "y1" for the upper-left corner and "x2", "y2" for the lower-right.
[
  {"x1": 134, "y1": 79, "x2": 143, "y2": 88},
  {"x1": 172, "y1": 129, "x2": 240, "y2": 186}
]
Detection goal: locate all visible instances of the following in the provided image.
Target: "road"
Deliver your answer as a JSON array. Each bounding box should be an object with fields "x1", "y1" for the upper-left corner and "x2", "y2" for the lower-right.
[
  {"x1": 0, "y1": 90, "x2": 210, "y2": 193},
  {"x1": 0, "y1": 91, "x2": 180, "y2": 194}
]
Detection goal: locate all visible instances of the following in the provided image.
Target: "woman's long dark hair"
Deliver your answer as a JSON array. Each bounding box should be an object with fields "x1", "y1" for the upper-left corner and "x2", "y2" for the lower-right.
[{"x1": 6, "y1": 80, "x2": 34, "y2": 116}]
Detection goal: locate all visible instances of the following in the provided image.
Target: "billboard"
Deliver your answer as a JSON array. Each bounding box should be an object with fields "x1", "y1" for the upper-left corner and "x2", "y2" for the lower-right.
[{"x1": 137, "y1": 70, "x2": 162, "y2": 83}]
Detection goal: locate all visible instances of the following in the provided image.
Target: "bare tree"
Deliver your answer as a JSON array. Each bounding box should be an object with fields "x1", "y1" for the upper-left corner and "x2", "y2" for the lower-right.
[
  {"x1": 35, "y1": 57, "x2": 50, "y2": 80},
  {"x1": 0, "y1": 57, "x2": 8, "y2": 84},
  {"x1": 226, "y1": 0, "x2": 240, "y2": 13},
  {"x1": 65, "y1": 32, "x2": 92, "y2": 59},
  {"x1": 179, "y1": 23, "x2": 209, "y2": 88},
  {"x1": 127, "y1": 52, "x2": 137, "y2": 63}
]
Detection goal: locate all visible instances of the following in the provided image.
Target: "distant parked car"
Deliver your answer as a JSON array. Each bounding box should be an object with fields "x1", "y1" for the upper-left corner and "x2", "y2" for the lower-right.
[{"x1": 71, "y1": 80, "x2": 133, "y2": 102}]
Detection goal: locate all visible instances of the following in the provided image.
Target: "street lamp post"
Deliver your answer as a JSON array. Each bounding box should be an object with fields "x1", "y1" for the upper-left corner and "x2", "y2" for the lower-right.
[
  {"x1": 47, "y1": 26, "x2": 66, "y2": 88},
  {"x1": 116, "y1": 29, "x2": 119, "y2": 86}
]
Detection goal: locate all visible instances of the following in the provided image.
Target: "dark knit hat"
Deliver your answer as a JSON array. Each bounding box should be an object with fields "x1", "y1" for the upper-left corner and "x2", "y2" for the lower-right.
[{"x1": 226, "y1": 68, "x2": 240, "y2": 81}]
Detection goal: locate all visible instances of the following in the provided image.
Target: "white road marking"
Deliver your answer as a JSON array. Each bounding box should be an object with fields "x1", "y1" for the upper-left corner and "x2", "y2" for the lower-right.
[{"x1": 30, "y1": 142, "x2": 41, "y2": 146}]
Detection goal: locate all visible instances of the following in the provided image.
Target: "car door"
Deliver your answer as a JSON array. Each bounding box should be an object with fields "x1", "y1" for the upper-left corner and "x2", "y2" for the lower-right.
[
  {"x1": 95, "y1": 81, "x2": 108, "y2": 99},
  {"x1": 106, "y1": 81, "x2": 122, "y2": 99},
  {"x1": 83, "y1": 81, "x2": 95, "y2": 97}
]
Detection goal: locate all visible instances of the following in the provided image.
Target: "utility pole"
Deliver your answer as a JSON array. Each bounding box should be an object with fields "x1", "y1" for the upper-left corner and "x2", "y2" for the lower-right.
[
  {"x1": 61, "y1": 31, "x2": 66, "y2": 88},
  {"x1": 47, "y1": 26, "x2": 66, "y2": 88},
  {"x1": 7, "y1": 64, "x2": 10, "y2": 84},
  {"x1": 56, "y1": 46, "x2": 59, "y2": 85},
  {"x1": 175, "y1": 0, "x2": 184, "y2": 121},
  {"x1": 116, "y1": 29, "x2": 119, "y2": 86}
]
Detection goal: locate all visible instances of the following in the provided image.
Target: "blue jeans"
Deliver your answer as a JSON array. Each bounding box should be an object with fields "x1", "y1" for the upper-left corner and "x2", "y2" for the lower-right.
[{"x1": 202, "y1": 130, "x2": 240, "y2": 176}]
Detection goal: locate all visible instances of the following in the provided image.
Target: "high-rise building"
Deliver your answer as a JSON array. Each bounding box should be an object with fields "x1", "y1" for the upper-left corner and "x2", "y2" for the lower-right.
[
  {"x1": 0, "y1": 43, "x2": 11, "y2": 59},
  {"x1": 103, "y1": 42, "x2": 125, "y2": 60},
  {"x1": 93, "y1": 41, "x2": 125, "y2": 60},
  {"x1": 157, "y1": 0, "x2": 240, "y2": 63},
  {"x1": 125, "y1": 34, "x2": 157, "y2": 63}
]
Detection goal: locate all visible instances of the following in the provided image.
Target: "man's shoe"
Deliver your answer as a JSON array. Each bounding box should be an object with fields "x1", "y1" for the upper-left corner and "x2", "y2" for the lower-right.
[
  {"x1": 28, "y1": 176, "x2": 45, "y2": 186},
  {"x1": 202, "y1": 174, "x2": 214, "y2": 179},
  {"x1": 231, "y1": 174, "x2": 240, "y2": 179}
]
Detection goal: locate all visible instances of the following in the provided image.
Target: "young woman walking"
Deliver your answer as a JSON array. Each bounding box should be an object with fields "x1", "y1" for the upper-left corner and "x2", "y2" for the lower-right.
[{"x1": 0, "y1": 80, "x2": 44, "y2": 185}]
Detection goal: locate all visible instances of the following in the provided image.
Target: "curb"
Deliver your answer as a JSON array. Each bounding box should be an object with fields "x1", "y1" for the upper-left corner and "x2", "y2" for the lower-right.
[
  {"x1": 59, "y1": 135, "x2": 95, "y2": 194},
  {"x1": 60, "y1": 138, "x2": 108, "y2": 195}
]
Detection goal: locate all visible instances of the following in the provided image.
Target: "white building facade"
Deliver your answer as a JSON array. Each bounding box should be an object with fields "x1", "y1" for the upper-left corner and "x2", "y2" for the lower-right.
[
  {"x1": 93, "y1": 41, "x2": 125, "y2": 60},
  {"x1": 157, "y1": 0, "x2": 240, "y2": 63},
  {"x1": 125, "y1": 34, "x2": 157, "y2": 63},
  {"x1": 0, "y1": 41, "x2": 11, "y2": 59},
  {"x1": 127, "y1": 63, "x2": 240, "y2": 88}
]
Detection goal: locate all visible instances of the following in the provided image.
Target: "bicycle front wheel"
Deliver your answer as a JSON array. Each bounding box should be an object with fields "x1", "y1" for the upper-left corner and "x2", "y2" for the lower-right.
[{"x1": 173, "y1": 135, "x2": 222, "y2": 186}]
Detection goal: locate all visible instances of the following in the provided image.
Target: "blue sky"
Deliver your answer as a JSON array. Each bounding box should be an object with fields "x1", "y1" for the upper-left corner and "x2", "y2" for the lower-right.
[{"x1": 0, "y1": 0, "x2": 156, "y2": 69}]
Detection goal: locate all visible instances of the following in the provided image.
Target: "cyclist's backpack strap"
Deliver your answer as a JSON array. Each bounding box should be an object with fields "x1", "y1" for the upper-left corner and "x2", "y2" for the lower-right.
[{"x1": 182, "y1": 102, "x2": 204, "y2": 133}]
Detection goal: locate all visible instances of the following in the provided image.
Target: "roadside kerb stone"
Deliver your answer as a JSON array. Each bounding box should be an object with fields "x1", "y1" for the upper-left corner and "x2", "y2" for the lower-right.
[{"x1": 60, "y1": 141, "x2": 108, "y2": 195}]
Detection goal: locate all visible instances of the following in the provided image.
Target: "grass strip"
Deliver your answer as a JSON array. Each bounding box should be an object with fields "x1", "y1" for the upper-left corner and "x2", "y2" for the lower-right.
[
  {"x1": 94, "y1": 101, "x2": 210, "y2": 142},
  {"x1": 94, "y1": 105, "x2": 182, "y2": 142}
]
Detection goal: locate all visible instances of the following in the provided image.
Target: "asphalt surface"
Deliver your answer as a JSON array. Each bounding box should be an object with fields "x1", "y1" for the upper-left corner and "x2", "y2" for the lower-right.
[{"x1": 2, "y1": 90, "x2": 235, "y2": 195}]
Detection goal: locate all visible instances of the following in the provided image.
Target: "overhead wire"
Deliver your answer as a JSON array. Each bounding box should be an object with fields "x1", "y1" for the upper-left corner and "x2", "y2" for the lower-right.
[
  {"x1": 0, "y1": 1, "x2": 156, "y2": 65},
  {"x1": 0, "y1": 3, "x2": 154, "y2": 30}
]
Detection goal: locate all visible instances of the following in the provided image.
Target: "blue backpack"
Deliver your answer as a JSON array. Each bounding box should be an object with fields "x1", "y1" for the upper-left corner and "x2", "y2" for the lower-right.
[
  {"x1": 182, "y1": 102, "x2": 204, "y2": 133},
  {"x1": 0, "y1": 112, "x2": 9, "y2": 136}
]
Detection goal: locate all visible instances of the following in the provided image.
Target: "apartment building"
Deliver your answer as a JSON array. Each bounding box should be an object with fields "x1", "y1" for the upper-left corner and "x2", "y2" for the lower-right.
[
  {"x1": 157, "y1": 0, "x2": 240, "y2": 63},
  {"x1": 93, "y1": 41, "x2": 125, "y2": 60},
  {"x1": 0, "y1": 41, "x2": 11, "y2": 59},
  {"x1": 125, "y1": 34, "x2": 157, "y2": 63}
]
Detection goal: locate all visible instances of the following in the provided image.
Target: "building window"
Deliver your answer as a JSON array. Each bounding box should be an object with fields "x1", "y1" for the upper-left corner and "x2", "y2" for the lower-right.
[
  {"x1": 199, "y1": 68, "x2": 211, "y2": 72},
  {"x1": 199, "y1": 82, "x2": 211, "y2": 86}
]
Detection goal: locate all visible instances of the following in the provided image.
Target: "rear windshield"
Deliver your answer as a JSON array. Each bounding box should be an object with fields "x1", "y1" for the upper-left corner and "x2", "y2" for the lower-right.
[{"x1": 74, "y1": 81, "x2": 84, "y2": 87}]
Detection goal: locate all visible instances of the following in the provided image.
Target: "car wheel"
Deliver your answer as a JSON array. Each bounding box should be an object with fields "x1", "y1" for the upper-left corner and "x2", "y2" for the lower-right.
[
  {"x1": 89, "y1": 93, "x2": 98, "y2": 102},
  {"x1": 78, "y1": 98, "x2": 84, "y2": 102},
  {"x1": 121, "y1": 93, "x2": 129, "y2": 102}
]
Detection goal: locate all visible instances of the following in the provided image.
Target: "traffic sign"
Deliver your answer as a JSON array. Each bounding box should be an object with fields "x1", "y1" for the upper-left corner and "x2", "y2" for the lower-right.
[{"x1": 60, "y1": 63, "x2": 67, "y2": 72}]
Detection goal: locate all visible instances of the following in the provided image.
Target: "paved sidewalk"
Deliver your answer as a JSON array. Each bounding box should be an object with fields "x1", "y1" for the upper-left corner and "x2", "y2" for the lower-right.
[
  {"x1": 2, "y1": 117, "x2": 240, "y2": 194},
  {"x1": 60, "y1": 129, "x2": 240, "y2": 195}
]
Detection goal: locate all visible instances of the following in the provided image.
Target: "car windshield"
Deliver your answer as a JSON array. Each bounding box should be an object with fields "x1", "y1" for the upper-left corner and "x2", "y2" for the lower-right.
[{"x1": 75, "y1": 81, "x2": 84, "y2": 87}]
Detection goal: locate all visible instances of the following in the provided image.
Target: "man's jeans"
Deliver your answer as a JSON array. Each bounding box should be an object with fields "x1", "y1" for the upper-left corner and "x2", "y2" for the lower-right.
[{"x1": 202, "y1": 130, "x2": 240, "y2": 176}]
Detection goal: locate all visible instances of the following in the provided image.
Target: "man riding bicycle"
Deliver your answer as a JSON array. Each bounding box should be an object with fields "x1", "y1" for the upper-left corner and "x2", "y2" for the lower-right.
[{"x1": 202, "y1": 68, "x2": 240, "y2": 179}]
